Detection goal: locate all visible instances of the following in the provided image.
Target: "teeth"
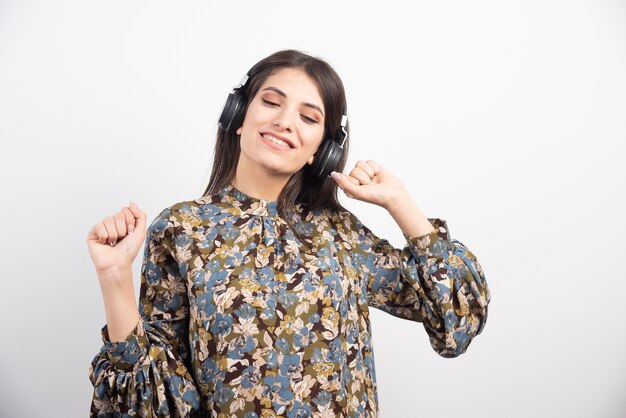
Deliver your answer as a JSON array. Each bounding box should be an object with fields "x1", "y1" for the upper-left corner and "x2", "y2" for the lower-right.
[{"x1": 263, "y1": 133, "x2": 291, "y2": 148}]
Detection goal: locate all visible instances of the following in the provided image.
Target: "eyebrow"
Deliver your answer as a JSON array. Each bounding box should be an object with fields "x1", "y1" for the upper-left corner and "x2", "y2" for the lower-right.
[{"x1": 261, "y1": 86, "x2": 325, "y2": 118}]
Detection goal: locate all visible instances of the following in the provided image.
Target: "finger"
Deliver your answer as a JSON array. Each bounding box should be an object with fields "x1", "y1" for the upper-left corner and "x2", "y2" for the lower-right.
[
  {"x1": 102, "y1": 216, "x2": 118, "y2": 245},
  {"x1": 331, "y1": 171, "x2": 359, "y2": 197},
  {"x1": 355, "y1": 160, "x2": 376, "y2": 178},
  {"x1": 95, "y1": 223, "x2": 109, "y2": 245},
  {"x1": 88, "y1": 223, "x2": 108, "y2": 245},
  {"x1": 121, "y1": 207, "x2": 135, "y2": 233},
  {"x1": 349, "y1": 166, "x2": 372, "y2": 185},
  {"x1": 113, "y1": 212, "x2": 127, "y2": 238},
  {"x1": 365, "y1": 159, "x2": 383, "y2": 175},
  {"x1": 341, "y1": 173, "x2": 360, "y2": 187},
  {"x1": 90, "y1": 222, "x2": 109, "y2": 244}
]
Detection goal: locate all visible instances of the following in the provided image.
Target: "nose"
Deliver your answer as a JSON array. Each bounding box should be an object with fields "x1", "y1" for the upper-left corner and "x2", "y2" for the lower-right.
[{"x1": 272, "y1": 108, "x2": 294, "y2": 132}]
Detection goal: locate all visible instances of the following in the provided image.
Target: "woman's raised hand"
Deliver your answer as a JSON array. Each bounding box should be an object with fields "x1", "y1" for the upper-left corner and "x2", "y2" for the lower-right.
[
  {"x1": 86, "y1": 201, "x2": 147, "y2": 281},
  {"x1": 330, "y1": 159, "x2": 408, "y2": 210}
]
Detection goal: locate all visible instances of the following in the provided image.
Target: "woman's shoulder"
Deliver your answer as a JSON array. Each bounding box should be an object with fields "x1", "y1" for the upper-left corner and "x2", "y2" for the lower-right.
[
  {"x1": 147, "y1": 194, "x2": 227, "y2": 229},
  {"x1": 163, "y1": 188, "x2": 239, "y2": 215},
  {"x1": 327, "y1": 206, "x2": 363, "y2": 227}
]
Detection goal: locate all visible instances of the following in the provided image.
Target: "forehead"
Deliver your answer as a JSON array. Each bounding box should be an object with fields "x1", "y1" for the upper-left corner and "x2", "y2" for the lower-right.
[{"x1": 260, "y1": 68, "x2": 324, "y2": 106}]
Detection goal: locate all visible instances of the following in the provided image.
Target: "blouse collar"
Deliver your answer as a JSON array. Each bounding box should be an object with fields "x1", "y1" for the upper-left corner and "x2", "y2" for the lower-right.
[{"x1": 218, "y1": 183, "x2": 280, "y2": 218}]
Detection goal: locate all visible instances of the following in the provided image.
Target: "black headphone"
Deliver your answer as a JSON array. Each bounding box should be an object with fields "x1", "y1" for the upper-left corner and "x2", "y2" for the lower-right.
[{"x1": 218, "y1": 72, "x2": 348, "y2": 179}]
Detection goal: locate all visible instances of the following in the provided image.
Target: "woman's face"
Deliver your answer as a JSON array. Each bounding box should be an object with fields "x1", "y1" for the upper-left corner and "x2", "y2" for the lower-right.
[{"x1": 236, "y1": 67, "x2": 326, "y2": 178}]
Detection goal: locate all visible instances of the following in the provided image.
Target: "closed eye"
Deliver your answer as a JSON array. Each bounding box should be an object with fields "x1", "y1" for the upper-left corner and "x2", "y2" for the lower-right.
[
  {"x1": 301, "y1": 115, "x2": 318, "y2": 124},
  {"x1": 262, "y1": 99, "x2": 319, "y2": 124},
  {"x1": 262, "y1": 98, "x2": 279, "y2": 107}
]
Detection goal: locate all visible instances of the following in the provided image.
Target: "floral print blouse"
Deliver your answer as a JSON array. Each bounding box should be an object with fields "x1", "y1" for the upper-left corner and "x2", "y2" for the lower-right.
[{"x1": 89, "y1": 183, "x2": 491, "y2": 417}]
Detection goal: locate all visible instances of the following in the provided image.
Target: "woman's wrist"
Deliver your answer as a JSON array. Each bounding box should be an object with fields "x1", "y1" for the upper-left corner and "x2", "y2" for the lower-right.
[
  {"x1": 385, "y1": 193, "x2": 436, "y2": 238},
  {"x1": 97, "y1": 263, "x2": 133, "y2": 284}
]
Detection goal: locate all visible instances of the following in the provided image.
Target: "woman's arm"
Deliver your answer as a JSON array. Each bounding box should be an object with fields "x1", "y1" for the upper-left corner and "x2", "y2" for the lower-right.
[
  {"x1": 97, "y1": 266, "x2": 141, "y2": 342},
  {"x1": 88, "y1": 207, "x2": 201, "y2": 416},
  {"x1": 333, "y1": 160, "x2": 491, "y2": 357},
  {"x1": 383, "y1": 191, "x2": 436, "y2": 237},
  {"x1": 346, "y1": 212, "x2": 490, "y2": 357}
]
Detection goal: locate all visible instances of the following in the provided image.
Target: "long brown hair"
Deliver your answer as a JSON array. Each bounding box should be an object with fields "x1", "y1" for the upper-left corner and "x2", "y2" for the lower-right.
[{"x1": 202, "y1": 49, "x2": 351, "y2": 247}]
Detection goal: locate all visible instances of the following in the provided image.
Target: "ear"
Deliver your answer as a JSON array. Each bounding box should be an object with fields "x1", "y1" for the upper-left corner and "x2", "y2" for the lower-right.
[
  {"x1": 236, "y1": 127, "x2": 242, "y2": 135},
  {"x1": 306, "y1": 154, "x2": 315, "y2": 165}
]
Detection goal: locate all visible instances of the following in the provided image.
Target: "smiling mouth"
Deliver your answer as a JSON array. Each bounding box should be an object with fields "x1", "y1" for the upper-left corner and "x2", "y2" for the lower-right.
[{"x1": 260, "y1": 133, "x2": 294, "y2": 149}]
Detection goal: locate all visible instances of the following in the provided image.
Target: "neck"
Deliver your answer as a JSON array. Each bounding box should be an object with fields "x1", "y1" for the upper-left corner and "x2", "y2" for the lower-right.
[{"x1": 232, "y1": 158, "x2": 291, "y2": 201}]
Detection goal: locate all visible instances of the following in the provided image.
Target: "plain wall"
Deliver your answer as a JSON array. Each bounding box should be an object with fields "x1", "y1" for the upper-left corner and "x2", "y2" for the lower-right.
[{"x1": 1, "y1": 0, "x2": 625, "y2": 416}]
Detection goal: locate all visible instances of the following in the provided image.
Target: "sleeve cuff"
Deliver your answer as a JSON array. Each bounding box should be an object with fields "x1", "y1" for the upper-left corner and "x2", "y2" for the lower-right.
[
  {"x1": 101, "y1": 318, "x2": 149, "y2": 372},
  {"x1": 403, "y1": 218, "x2": 453, "y2": 259}
]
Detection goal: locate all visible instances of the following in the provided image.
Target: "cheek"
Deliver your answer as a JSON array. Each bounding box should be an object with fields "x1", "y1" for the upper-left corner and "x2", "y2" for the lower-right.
[
  {"x1": 240, "y1": 105, "x2": 263, "y2": 129},
  {"x1": 303, "y1": 127, "x2": 325, "y2": 150},
  {"x1": 238, "y1": 128, "x2": 258, "y2": 151}
]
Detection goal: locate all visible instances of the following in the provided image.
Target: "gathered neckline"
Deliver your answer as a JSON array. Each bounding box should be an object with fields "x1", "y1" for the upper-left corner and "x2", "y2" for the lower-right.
[
  {"x1": 226, "y1": 183, "x2": 278, "y2": 203},
  {"x1": 211, "y1": 182, "x2": 315, "y2": 222},
  {"x1": 217, "y1": 183, "x2": 281, "y2": 218}
]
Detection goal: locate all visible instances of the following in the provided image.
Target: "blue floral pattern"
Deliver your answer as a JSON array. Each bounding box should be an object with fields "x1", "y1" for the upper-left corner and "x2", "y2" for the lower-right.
[{"x1": 89, "y1": 183, "x2": 491, "y2": 417}]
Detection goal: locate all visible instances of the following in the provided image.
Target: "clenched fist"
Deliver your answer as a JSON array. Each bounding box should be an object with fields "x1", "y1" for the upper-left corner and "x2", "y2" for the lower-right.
[
  {"x1": 330, "y1": 159, "x2": 408, "y2": 209},
  {"x1": 86, "y1": 201, "x2": 147, "y2": 281}
]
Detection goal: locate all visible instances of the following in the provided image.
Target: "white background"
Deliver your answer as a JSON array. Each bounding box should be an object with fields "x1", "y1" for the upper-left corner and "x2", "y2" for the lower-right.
[{"x1": 1, "y1": 1, "x2": 625, "y2": 417}]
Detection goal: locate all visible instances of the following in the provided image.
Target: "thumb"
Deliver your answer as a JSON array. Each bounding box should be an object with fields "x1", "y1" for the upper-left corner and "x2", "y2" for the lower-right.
[
  {"x1": 331, "y1": 171, "x2": 359, "y2": 198},
  {"x1": 115, "y1": 201, "x2": 148, "y2": 256},
  {"x1": 128, "y1": 201, "x2": 147, "y2": 233}
]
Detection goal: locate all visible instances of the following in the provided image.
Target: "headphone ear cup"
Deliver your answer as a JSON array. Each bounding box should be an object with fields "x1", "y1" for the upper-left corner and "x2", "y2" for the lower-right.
[
  {"x1": 218, "y1": 92, "x2": 246, "y2": 133},
  {"x1": 311, "y1": 139, "x2": 343, "y2": 178}
]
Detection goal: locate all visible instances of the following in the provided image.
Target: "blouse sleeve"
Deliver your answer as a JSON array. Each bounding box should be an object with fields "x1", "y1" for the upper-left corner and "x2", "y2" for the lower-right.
[
  {"x1": 88, "y1": 207, "x2": 201, "y2": 416},
  {"x1": 349, "y1": 213, "x2": 491, "y2": 358}
]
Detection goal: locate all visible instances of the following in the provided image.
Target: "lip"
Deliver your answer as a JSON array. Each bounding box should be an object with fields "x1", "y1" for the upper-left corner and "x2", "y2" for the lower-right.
[{"x1": 259, "y1": 131, "x2": 296, "y2": 149}]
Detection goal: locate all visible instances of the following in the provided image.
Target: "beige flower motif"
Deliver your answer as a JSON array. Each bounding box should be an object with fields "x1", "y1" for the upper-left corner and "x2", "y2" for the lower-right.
[
  {"x1": 180, "y1": 212, "x2": 202, "y2": 229},
  {"x1": 278, "y1": 315, "x2": 304, "y2": 335},
  {"x1": 174, "y1": 245, "x2": 193, "y2": 265},
  {"x1": 447, "y1": 254, "x2": 464, "y2": 267},
  {"x1": 367, "y1": 387, "x2": 377, "y2": 410},
  {"x1": 256, "y1": 244, "x2": 271, "y2": 266},
  {"x1": 313, "y1": 362, "x2": 334, "y2": 378},
  {"x1": 415, "y1": 234, "x2": 433, "y2": 250},
  {"x1": 240, "y1": 277, "x2": 260, "y2": 292},
  {"x1": 349, "y1": 378, "x2": 362, "y2": 394},
  {"x1": 212, "y1": 245, "x2": 234, "y2": 260},
  {"x1": 344, "y1": 265, "x2": 357, "y2": 281},
  {"x1": 241, "y1": 383, "x2": 264, "y2": 402},
  {"x1": 292, "y1": 375, "x2": 315, "y2": 400},
  {"x1": 229, "y1": 397, "x2": 245, "y2": 414},
  {"x1": 233, "y1": 318, "x2": 260, "y2": 336},
  {"x1": 321, "y1": 307, "x2": 339, "y2": 326}
]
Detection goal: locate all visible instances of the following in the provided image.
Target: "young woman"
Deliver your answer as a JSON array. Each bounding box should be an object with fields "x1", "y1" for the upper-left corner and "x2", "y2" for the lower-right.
[{"x1": 87, "y1": 49, "x2": 491, "y2": 417}]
